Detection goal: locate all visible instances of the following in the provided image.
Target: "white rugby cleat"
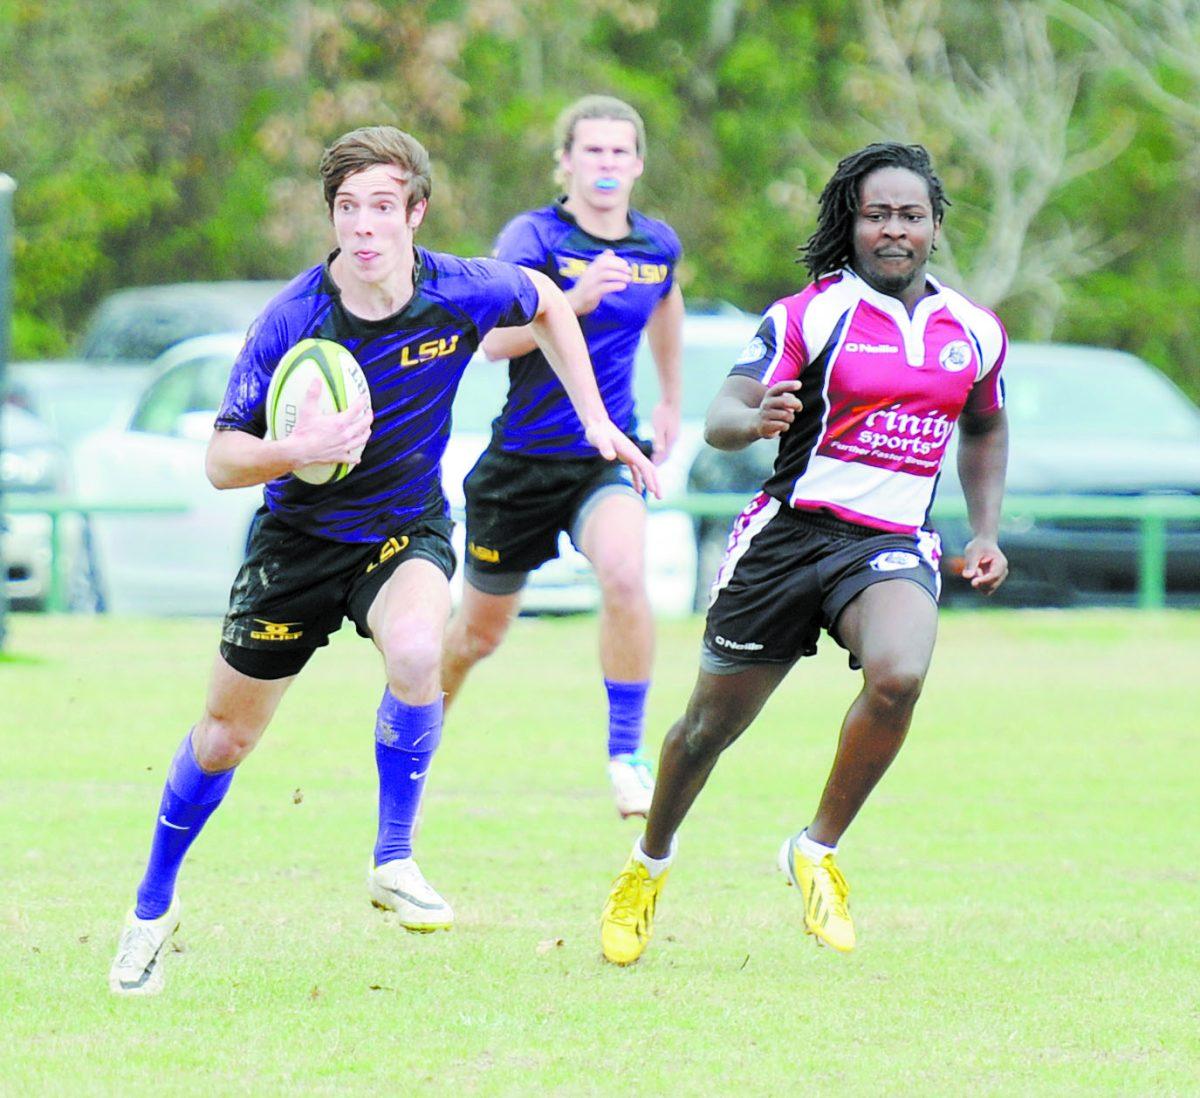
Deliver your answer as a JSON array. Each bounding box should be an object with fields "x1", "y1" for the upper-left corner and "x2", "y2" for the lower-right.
[
  {"x1": 109, "y1": 898, "x2": 181, "y2": 996},
  {"x1": 368, "y1": 858, "x2": 454, "y2": 932},
  {"x1": 607, "y1": 752, "x2": 655, "y2": 818}
]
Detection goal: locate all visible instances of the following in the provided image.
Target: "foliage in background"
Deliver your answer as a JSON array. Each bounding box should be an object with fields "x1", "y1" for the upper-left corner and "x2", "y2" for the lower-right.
[{"x1": 2, "y1": 0, "x2": 1197, "y2": 398}]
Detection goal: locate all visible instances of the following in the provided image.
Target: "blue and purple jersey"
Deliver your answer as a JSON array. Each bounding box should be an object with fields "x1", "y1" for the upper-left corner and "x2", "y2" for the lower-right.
[
  {"x1": 216, "y1": 247, "x2": 538, "y2": 542},
  {"x1": 489, "y1": 201, "x2": 681, "y2": 457}
]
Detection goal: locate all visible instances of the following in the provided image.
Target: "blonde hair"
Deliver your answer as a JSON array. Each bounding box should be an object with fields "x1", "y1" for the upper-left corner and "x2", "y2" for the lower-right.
[{"x1": 319, "y1": 126, "x2": 432, "y2": 214}]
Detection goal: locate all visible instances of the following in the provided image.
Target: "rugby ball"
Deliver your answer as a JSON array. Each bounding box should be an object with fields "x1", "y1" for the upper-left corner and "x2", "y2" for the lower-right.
[{"x1": 266, "y1": 338, "x2": 370, "y2": 485}]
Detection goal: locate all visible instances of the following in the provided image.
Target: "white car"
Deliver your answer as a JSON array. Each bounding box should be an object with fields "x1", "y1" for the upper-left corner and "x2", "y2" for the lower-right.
[
  {"x1": 70, "y1": 309, "x2": 761, "y2": 617},
  {"x1": 2, "y1": 404, "x2": 79, "y2": 609},
  {"x1": 73, "y1": 334, "x2": 263, "y2": 615}
]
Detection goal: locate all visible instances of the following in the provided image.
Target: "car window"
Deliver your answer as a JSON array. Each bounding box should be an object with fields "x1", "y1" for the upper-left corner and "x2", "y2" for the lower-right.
[
  {"x1": 193, "y1": 354, "x2": 236, "y2": 414},
  {"x1": 130, "y1": 366, "x2": 200, "y2": 435},
  {"x1": 1005, "y1": 357, "x2": 1200, "y2": 442},
  {"x1": 133, "y1": 353, "x2": 239, "y2": 437}
]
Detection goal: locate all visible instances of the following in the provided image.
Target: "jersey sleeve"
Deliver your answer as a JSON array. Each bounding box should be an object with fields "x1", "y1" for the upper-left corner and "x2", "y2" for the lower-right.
[
  {"x1": 492, "y1": 213, "x2": 550, "y2": 271},
  {"x1": 654, "y1": 221, "x2": 683, "y2": 296},
  {"x1": 456, "y1": 256, "x2": 540, "y2": 334},
  {"x1": 963, "y1": 311, "x2": 1008, "y2": 417},
  {"x1": 214, "y1": 308, "x2": 292, "y2": 435},
  {"x1": 728, "y1": 301, "x2": 807, "y2": 385}
]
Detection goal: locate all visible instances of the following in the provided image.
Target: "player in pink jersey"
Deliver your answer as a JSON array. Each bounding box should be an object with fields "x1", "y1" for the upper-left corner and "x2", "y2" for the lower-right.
[{"x1": 600, "y1": 143, "x2": 1010, "y2": 964}]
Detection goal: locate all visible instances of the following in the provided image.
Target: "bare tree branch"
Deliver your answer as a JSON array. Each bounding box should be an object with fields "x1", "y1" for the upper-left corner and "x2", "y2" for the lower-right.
[
  {"x1": 1048, "y1": 0, "x2": 1200, "y2": 131},
  {"x1": 855, "y1": 0, "x2": 1131, "y2": 317}
]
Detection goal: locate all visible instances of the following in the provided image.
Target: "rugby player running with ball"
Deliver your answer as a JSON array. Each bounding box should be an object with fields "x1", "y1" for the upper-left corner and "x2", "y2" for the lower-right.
[{"x1": 108, "y1": 124, "x2": 657, "y2": 995}]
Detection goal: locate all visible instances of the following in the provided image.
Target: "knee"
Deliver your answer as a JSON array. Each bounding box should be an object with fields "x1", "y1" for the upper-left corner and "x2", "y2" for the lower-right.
[
  {"x1": 379, "y1": 618, "x2": 443, "y2": 692},
  {"x1": 670, "y1": 706, "x2": 739, "y2": 763},
  {"x1": 864, "y1": 662, "x2": 926, "y2": 713},
  {"x1": 447, "y1": 612, "x2": 509, "y2": 665},
  {"x1": 193, "y1": 712, "x2": 260, "y2": 771},
  {"x1": 596, "y1": 559, "x2": 647, "y2": 609}
]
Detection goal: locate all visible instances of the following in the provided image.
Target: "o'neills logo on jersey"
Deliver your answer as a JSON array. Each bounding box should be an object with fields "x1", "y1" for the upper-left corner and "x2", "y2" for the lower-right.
[
  {"x1": 845, "y1": 341, "x2": 900, "y2": 354},
  {"x1": 399, "y1": 334, "x2": 461, "y2": 367},
  {"x1": 858, "y1": 404, "x2": 953, "y2": 456},
  {"x1": 713, "y1": 634, "x2": 764, "y2": 652},
  {"x1": 557, "y1": 257, "x2": 669, "y2": 284}
]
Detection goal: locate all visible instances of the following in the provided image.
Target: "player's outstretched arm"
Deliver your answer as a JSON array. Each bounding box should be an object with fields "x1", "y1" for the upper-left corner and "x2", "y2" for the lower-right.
[
  {"x1": 704, "y1": 375, "x2": 802, "y2": 451},
  {"x1": 957, "y1": 407, "x2": 1009, "y2": 593},
  {"x1": 645, "y1": 284, "x2": 684, "y2": 464},
  {"x1": 523, "y1": 268, "x2": 659, "y2": 498},
  {"x1": 206, "y1": 380, "x2": 372, "y2": 489}
]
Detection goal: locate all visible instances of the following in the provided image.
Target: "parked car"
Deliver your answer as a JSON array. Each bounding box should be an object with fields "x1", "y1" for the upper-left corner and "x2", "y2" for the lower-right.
[
  {"x1": 685, "y1": 341, "x2": 1200, "y2": 606},
  {"x1": 1, "y1": 404, "x2": 78, "y2": 609},
  {"x1": 4, "y1": 280, "x2": 288, "y2": 458},
  {"x1": 5, "y1": 361, "x2": 150, "y2": 447},
  {"x1": 76, "y1": 280, "x2": 286, "y2": 363},
  {"x1": 935, "y1": 342, "x2": 1200, "y2": 605},
  {"x1": 72, "y1": 335, "x2": 263, "y2": 615}
]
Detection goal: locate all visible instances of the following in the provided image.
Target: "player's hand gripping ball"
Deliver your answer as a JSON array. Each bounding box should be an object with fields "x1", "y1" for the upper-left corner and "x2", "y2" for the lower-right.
[{"x1": 266, "y1": 338, "x2": 370, "y2": 484}]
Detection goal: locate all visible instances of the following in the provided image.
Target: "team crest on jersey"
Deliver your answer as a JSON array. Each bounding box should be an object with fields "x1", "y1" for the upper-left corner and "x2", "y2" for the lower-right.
[
  {"x1": 734, "y1": 337, "x2": 767, "y2": 366},
  {"x1": 399, "y1": 334, "x2": 461, "y2": 367},
  {"x1": 939, "y1": 340, "x2": 973, "y2": 373},
  {"x1": 868, "y1": 550, "x2": 920, "y2": 573}
]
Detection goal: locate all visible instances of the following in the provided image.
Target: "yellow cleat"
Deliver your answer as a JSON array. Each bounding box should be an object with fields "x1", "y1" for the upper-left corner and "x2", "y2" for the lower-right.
[
  {"x1": 600, "y1": 855, "x2": 669, "y2": 965},
  {"x1": 778, "y1": 835, "x2": 856, "y2": 953}
]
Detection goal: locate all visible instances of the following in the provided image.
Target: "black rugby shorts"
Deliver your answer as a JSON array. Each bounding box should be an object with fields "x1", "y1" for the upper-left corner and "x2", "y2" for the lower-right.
[
  {"x1": 219, "y1": 506, "x2": 455, "y2": 678},
  {"x1": 701, "y1": 494, "x2": 940, "y2": 673},
  {"x1": 462, "y1": 445, "x2": 646, "y2": 592}
]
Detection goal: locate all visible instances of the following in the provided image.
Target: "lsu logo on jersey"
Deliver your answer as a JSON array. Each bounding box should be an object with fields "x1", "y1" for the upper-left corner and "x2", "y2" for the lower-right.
[
  {"x1": 250, "y1": 619, "x2": 304, "y2": 641},
  {"x1": 468, "y1": 541, "x2": 500, "y2": 563},
  {"x1": 556, "y1": 256, "x2": 669, "y2": 284},
  {"x1": 939, "y1": 340, "x2": 973, "y2": 373},
  {"x1": 399, "y1": 334, "x2": 461, "y2": 368},
  {"x1": 365, "y1": 535, "x2": 410, "y2": 574}
]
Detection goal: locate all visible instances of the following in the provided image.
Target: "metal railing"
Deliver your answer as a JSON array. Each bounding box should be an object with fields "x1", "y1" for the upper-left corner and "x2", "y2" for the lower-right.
[
  {"x1": 6, "y1": 490, "x2": 1198, "y2": 613},
  {"x1": 4, "y1": 495, "x2": 186, "y2": 612},
  {"x1": 653, "y1": 491, "x2": 1200, "y2": 610}
]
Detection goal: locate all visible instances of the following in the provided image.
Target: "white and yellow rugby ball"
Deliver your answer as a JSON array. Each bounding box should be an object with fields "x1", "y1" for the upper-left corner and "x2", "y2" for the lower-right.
[{"x1": 266, "y1": 338, "x2": 370, "y2": 485}]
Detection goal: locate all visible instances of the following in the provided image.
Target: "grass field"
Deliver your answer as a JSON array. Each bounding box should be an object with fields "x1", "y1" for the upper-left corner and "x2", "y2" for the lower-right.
[{"x1": 2, "y1": 609, "x2": 1198, "y2": 1096}]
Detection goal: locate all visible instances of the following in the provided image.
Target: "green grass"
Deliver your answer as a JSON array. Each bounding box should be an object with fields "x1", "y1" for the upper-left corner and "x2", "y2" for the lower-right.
[{"x1": 2, "y1": 610, "x2": 1198, "y2": 1096}]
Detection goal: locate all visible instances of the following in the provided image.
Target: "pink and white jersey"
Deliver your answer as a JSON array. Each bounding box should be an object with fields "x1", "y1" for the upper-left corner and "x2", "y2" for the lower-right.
[{"x1": 731, "y1": 268, "x2": 1006, "y2": 534}]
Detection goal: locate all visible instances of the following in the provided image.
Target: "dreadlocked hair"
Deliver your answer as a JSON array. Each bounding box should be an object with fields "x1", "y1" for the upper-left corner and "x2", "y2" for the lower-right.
[{"x1": 799, "y1": 143, "x2": 949, "y2": 281}]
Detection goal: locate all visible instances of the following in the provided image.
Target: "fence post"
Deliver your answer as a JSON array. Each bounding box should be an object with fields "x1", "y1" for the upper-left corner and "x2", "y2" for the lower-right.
[
  {"x1": 1137, "y1": 513, "x2": 1167, "y2": 611},
  {"x1": 0, "y1": 173, "x2": 16, "y2": 650}
]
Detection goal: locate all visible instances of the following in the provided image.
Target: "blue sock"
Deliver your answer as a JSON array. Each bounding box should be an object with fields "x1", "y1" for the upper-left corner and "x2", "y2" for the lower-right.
[
  {"x1": 605, "y1": 679, "x2": 649, "y2": 758},
  {"x1": 373, "y1": 690, "x2": 443, "y2": 867},
  {"x1": 134, "y1": 732, "x2": 235, "y2": 920}
]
